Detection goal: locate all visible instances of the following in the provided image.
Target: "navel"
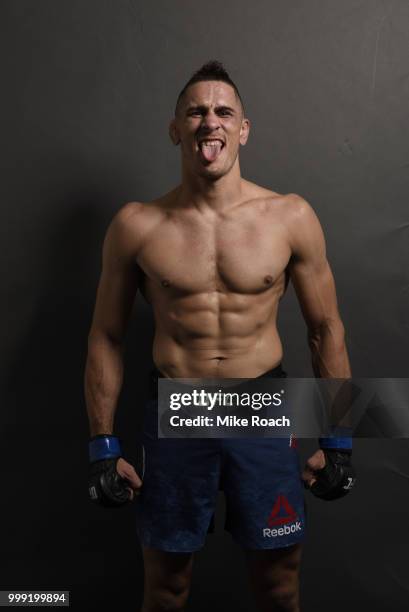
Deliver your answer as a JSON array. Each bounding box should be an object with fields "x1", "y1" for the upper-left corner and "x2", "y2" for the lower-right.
[{"x1": 161, "y1": 279, "x2": 171, "y2": 288}]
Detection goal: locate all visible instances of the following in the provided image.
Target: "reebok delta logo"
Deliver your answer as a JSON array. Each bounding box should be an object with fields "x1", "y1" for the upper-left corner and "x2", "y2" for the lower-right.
[
  {"x1": 267, "y1": 494, "x2": 297, "y2": 526},
  {"x1": 263, "y1": 494, "x2": 302, "y2": 538}
]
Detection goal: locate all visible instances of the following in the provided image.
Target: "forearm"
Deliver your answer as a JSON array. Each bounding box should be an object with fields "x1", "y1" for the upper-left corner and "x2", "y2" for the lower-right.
[
  {"x1": 308, "y1": 319, "x2": 351, "y2": 379},
  {"x1": 85, "y1": 332, "x2": 125, "y2": 436}
]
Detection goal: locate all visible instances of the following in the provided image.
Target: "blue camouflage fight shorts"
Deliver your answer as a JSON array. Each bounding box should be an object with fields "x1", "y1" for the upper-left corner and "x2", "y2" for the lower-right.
[{"x1": 135, "y1": 365, "x2": 306, "y2": 552}]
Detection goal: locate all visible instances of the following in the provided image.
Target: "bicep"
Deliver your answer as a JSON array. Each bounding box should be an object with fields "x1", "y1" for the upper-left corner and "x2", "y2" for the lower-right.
[
  {"x1": 90, "y1": 209, "x2": 140, "y2": 342},
  {"x1": 287, "y1": 197, "x2": 341, "y2": 330},
  {"x1": 290, "y1": 257, "x2": 340, "y2": 331}
]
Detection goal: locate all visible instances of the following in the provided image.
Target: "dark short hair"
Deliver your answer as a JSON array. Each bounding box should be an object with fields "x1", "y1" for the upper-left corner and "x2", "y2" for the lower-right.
[{"x1": 175, "y1": 60, "x2": 244, "y2": 115}]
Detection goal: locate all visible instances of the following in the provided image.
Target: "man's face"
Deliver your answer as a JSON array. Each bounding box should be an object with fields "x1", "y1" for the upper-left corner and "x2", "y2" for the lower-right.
[{"x1": 170, "y1": 80, "x2": 250, "y2": 180}]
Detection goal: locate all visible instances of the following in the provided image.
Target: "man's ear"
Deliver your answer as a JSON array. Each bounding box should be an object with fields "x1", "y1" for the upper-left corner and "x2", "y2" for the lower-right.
[
  {"x1": 239, "y1": 118, "x2": 250, "y2": 146},
  {"x1": 169, "y1": 119, "x2": 180, "y2": 145}
]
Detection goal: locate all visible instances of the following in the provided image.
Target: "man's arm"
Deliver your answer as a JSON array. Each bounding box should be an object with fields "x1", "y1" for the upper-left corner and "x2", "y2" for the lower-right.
[
  {"x1": 287, "y1": 195, "x2": 356, "y2": 497},
  {"x1": 85, "y1": 204, "x2": 142, "y2": 436},
  {"x1": 286, "y1": 195, "x2": 351, "y2": 379}
]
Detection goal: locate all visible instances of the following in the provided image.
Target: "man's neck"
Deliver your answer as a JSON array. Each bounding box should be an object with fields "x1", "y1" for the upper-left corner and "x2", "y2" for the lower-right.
[{"x1": 178, "y1": 163, "x2": 245, "y2": 213}]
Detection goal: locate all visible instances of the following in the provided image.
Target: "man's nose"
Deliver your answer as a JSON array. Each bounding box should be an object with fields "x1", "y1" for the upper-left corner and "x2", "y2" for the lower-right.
[{"x1": 201, "y1": 111, "x2": 220, "y2": 131}]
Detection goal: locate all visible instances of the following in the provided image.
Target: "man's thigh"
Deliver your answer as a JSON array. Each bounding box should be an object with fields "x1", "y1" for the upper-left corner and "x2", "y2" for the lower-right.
[
  {"x1": 221, "y1": 438, "x2": 306, "y2": 550},
  {"x1": 136, "y1": 399, "x2": 221, "y2": 552}
]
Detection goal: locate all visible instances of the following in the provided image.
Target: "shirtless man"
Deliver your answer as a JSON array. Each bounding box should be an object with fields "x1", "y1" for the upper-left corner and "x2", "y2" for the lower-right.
[{"x1": 85, "y1": 61, "x2": 355, "y2": 612}]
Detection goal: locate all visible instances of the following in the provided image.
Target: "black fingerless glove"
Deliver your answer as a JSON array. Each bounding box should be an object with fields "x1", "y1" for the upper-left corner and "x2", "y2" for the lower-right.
[
  {"x1": 88, "y1": 435, "x2": 131, "y2": 507},
  {"x1": 310, "y1": 449, "x2": 357, "y2": 501}
]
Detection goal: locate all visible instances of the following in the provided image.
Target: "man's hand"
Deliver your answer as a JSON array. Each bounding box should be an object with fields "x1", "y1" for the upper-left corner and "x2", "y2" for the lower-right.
[
  {"x1": 302, "y1": 449, "x2": 326, "y2": 488},
  {"x1": 88, "y1": 457, "x2": 142, "y2": 507},
  {"x1": 116, "y1": 457, "x2": 143, "y2": 500},
  {"x1": 302, "y1": 448, "x2": 356, "y2": 501},
  {"x1": 88, "y1": 434, "x2": 143, "y2": 507}
]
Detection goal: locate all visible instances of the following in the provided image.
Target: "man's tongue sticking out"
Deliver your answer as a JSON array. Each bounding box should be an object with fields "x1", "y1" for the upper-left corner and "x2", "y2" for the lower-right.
[{"x1": 200, "y1": 141, "x2": 223, "y2": 162}]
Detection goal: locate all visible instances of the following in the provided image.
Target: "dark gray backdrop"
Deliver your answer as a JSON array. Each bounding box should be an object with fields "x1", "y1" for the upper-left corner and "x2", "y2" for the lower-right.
[{"x1": 1, "y1": 1, "x2": 408, "y2": 610}]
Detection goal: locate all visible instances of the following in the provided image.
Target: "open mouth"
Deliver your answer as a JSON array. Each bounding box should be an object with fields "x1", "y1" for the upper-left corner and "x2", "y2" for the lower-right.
[{"x1": 198, "y1": 139, "x2": 225, "y2": 163}]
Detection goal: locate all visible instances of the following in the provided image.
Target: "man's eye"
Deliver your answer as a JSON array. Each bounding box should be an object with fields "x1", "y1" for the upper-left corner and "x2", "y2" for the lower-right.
[{"x1": 190, "y1": 111, "x2": 202, "y2": 117}]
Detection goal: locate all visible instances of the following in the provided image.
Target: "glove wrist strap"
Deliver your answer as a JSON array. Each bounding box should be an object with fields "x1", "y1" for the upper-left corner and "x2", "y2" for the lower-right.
[
  {"x1": 319, "y1": 426, "x2": 353, "y2": 451},
  {"x1": 89, "y1": 435, "x2": 122, "y2": 463}
]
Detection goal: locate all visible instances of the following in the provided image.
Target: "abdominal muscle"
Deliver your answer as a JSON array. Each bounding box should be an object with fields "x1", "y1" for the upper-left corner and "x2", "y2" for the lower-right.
[{"x1": 151, "y1": 291, "x2": 284, "y2": 378}]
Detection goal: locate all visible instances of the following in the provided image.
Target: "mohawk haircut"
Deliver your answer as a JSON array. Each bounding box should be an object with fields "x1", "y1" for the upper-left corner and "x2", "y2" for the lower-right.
[{"x1": 175, "y1": 60, "x2": 244, "y2": 116}]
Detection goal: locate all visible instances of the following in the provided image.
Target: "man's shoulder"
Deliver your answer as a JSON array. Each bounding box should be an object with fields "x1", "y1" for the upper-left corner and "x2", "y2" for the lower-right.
[
  {"x1": 113, "y1": 199, "x2": 164, "y2": 222},
  {"x1": 246, "y1": 183, "x2": 314, "y2": 219},
  {"x1": 263, "y1": 190, "x2": 310, "y2": 213},
  {"x1": 263, "y1": 190, "x2": 319, "y2": 230},
  {"x1": 275, "y1": 193, "x2": 324, "y2": 254},
  {"x1": 280, "y1": 193, "x2": 321, "y2": 233},
  {"x1": 110, "y1": 198, "x2": 168, "y2": 233},
  {"x1": 105, "y1": 199, "x2": 168, "y2": 257},
  {"x1": 247, "y1": 188, "x2": 323, "y2": 252}
]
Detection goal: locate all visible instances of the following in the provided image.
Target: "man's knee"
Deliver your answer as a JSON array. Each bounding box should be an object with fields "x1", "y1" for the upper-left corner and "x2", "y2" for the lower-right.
[
  {"x1": 262, "y1": 581, "x2": 299, "y2": 612},
  {"x1": 245, "y1": 544, "x2": 301, "y2": 612},
  {"x1": 142, "y1": 548, "x2": 193, "y2": 612},
  {"x1": 142, "y1": 582, "x2": 190, "y2": 612}
]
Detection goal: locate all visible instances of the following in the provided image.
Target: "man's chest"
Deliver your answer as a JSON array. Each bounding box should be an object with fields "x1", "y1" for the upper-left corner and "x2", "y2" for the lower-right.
[{"x1": 136, "y1": 214, "x2": 291, "y2": 294}]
